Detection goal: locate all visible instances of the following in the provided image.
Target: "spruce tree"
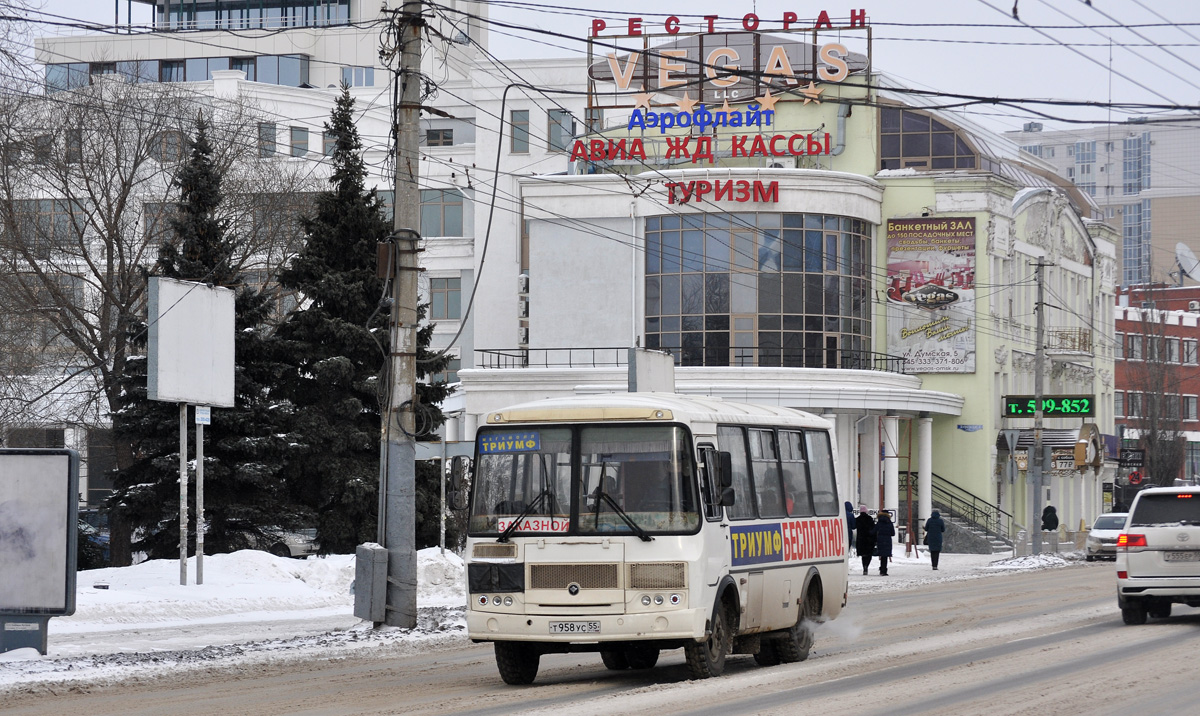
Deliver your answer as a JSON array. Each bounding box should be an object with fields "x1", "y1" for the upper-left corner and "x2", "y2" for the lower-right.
[
  {"x1": 108, "y1": 116, "x2": 302, "y2": 558},
  {"x1": 276, "y1": 86, "x2": 453, "y2": 553}
]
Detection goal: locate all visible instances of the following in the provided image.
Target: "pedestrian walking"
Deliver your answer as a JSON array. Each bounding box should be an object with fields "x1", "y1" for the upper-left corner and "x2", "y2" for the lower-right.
[
  {"x1": 923, "y1": 510, "x2": 946, "y2": 571},
  {"x1": 875, "y1": 510, "x2": 896, "y2": 576},
  {"x1": 844, "y1": 501, "x2": 856, "y2": 550},
  {"x1": 854, "y1": 505, "x2": 876, "y2": 576},
  {"x1": 1041, "y1": 505, "x2": 1059, "y2": 531}
]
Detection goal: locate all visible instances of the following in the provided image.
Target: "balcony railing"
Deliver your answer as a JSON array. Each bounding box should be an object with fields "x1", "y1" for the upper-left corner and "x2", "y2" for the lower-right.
[
  {"x1": 1046, "y1": 327, "x2": 1093, "y2": 353},
  {"x1": 475, "y1": 347, "x2": 908, "y2": 374}
]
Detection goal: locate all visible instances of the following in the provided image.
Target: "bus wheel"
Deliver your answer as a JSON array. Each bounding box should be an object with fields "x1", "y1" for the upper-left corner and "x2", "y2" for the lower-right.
[
  {"x1": 685, "y1": 599, "x2": 733, "y2": 679},
  {"x1": 494, "y1": 642, "x2": 540, "y2": 685},
  {"x1": 753, "y1": 639, "x2": 781, "y2": 667},
  {"x1": 777, "y1": 587, "x2": 819, "y2": 663},
  {"x1": 600, "y1": 650, "x2": 629, "y2": 670},
  {"x1": 626, "y1": 647, "x2": 659, "y2": 670}
]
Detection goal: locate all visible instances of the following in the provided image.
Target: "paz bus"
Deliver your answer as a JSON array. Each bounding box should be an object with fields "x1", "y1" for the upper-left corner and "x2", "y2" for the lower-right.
[{"x1": 463, "y1": 392, "x2": 848, "y2": 684}]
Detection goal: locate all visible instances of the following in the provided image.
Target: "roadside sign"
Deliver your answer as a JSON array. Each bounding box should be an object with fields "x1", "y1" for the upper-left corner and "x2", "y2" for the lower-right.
[
  {"x1": 1129, "y1": 471, "x2": 1143, "y2": 486},
  {"x1": 1119, "y1": 448, "x2": 1144, "y2": 468},
  {"x1": 195, "y1": 406, "x2": 211, "y2": 425}
]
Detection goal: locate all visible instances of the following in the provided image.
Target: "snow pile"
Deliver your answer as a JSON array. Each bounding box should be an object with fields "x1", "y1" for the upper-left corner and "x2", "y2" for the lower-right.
[
  {"x1": 0, "y1": 547, "x2": 468, "y2": 692},
  {"x1": 985, "y1": 553, "x2": 1074, "y2": 571}
]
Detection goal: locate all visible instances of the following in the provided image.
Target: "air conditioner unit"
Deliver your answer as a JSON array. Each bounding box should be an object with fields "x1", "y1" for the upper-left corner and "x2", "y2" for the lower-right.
[
  {"x1": 518, "y1": 326, "x2": 529, "y2": 345},
  {"x1": 1189, "y1": 300, "x2": 1200, "y2": 312},
  {"x1": 518, "y1": 274, "x2": 529, "y2": 294},
  {"x1": 518, "y1": 299, "x2": 529, "y2": 318}
]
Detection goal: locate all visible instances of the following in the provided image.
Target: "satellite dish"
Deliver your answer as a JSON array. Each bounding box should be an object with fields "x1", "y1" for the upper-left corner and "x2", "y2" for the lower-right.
[{"x1": 1177, "y1": 243, "x2": 1200, "y2": 282}]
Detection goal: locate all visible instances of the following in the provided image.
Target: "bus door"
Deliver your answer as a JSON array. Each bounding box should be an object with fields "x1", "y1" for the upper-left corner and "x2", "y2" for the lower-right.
[{"x1": 698, "y1": 444, "x2": 732, "y2": 600}]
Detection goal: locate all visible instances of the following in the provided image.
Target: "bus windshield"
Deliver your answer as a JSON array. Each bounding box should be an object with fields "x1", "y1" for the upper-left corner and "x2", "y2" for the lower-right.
[{"x1": 469, "y1": 424, "x2": 700, "y2": 536}]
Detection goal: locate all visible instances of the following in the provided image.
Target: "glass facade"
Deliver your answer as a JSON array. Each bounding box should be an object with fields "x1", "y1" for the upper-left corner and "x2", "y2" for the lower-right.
[
  {"x1": 644, "y1": 212, "x2": 873, "y2": 367},
  {"x1": 46, "y1": 55, "x2": 311, "y2": 92},
  {"x1": 156, "y1": 1, "x2": 350, "y2": 30}
]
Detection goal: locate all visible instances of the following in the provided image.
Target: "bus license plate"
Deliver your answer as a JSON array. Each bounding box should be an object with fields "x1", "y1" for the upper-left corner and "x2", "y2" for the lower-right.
[
  {"x1": 1164, "y1": 551, "x2": 1199, "y2": 562},
  {"x1": 549, "y1": 621, "x2": 600, "y2": 634}
]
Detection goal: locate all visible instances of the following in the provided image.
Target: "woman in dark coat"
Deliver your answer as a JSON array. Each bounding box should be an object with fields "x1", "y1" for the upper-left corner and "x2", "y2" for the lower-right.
[
  {"x1": 924, "y1": 510, "x2": 946, "y2": 571},
  {"x1": 1041, "y1": 505, "x2": 1059, "y2": 531},
  {"x1": 854, "y1": 505, "x2": 876, "y2": 576},
  {"x1": 875, "y1": 510, "x2": 896, "y2": 576}
]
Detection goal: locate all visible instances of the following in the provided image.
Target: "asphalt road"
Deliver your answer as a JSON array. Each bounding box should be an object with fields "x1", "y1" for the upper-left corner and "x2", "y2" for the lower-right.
[{"x1": 4, "y1": 562, "x2": 1199, "y2": 716}]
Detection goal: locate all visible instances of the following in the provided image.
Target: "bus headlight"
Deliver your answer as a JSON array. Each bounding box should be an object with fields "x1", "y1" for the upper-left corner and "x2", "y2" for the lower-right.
[
  {"x1": 653, "y1": 595, "x2": 664, "y2": 605},
  {"x1": 492, "y1": 596, "x2": 502, "y2": 606},
  {"x1": 503, "y1": 596, "x2": 513, "y2": 607},
  {"x1": 641, "y1": 595, "x2": 652, "y2": 606}
]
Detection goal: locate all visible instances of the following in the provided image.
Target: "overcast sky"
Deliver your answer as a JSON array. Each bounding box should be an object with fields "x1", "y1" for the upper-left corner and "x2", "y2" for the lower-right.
[{"x1": 30, "y1": 0, "x2": 1200, "y2": 135}]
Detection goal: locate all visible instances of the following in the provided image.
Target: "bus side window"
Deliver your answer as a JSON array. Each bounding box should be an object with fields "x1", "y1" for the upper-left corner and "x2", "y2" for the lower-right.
[
  {"x1": 698, "y1": 446, "x2": 723, "y2": 520},
  {"x1": 717, "y1": 426, "x2": 756, "y2": 520},
  {"x1": 805, "y1": 430, "x2": 840, "y2": 515},
  {"x1": 749, "y1": 428, "x2": 786, "y2": 518}
]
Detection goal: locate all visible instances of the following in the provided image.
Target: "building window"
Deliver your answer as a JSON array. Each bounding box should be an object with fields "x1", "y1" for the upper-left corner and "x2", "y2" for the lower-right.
[
  {"x1": 510, "y1": 109, "x2": 529, "y2": 153},
  {"x1": 1046, "y1": 146, "x2": 1055, "y2": 158},
  {"x1": 290, "y1": 126, "x2": 308, "y2": 157},
  {"x1": 644, "y1": 212, "x2": 873, "y2": 368},
  {"x1": 1185, "y1": 339, "x2": 1198, "y2": 365},
  {"x1": 323, "y1": 131, "x2": 337, "y2": 156},
  {"x1": 32, "y1": 135, "x2": 52, "y2": 164},
  {"x1": 1126, "y1": 333, "x2": 1143, "y2": 360},
  {"x1": 231, "y1": 57, "x2": 256, "y2": 81},
  {"x1": 1020, "y1": 144, "x2": 1042, "y2": 158},
  {"x1": 65, "y1": 129, "x2": 83, "y2": 164},
  {"x1": 1168, "y1": 337, "x2": 1182, "y2": 363},
  {"x1": 585, "y1": 107, "x2": 604, "y2": 134},
  {"x1": 161, "y1": 60, "x2": 185, "y2": 82},
  {"x1": 425, "y1": 128, "x2": 453, "y2": 147},
  {"x1": 429, "y1": 277, "x2": 461, "y2": 320},
  {"x1": 12, "y1": 199, "x2": 81, "y2": 258},
  {"x1": 150, "y1": 130, "x2": 185, "y2": 163},
  {"x1": 1115, "y1": 332, "x2": 1124, "y2": 360},
  {"x1": 879, "y1": 107, "x2": 982, "y2": 171},
  {"x1": 1127, "y1": 392, "x2": 1143, "y2": 417},
  {"x1": 340, "y1": 66, "x2": 374, "y2": 87},
  {"x1": 419, "y1": 189, "x2": 464, "y2": 237},
  {"x1": 258, "y1": 122, "x2": 276, "y2": 158},
  {"x1": 1186, "y1": 396, "x2": 1199, "y2": 422},
  {"x1": 431, "y1": 357, "x2": 460, "y2": 384},
  {"x1": 1115, "y1": 391, "x2": 1124, "y2": 417},
  {"x1": 547, "y1": 109, "x2": 574, "y2": 152}
]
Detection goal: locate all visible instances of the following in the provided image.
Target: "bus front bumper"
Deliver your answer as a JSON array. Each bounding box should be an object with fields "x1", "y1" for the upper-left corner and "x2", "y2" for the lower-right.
[{"x1": 467, "y1": 607, "x2": 709, "y2": 644}]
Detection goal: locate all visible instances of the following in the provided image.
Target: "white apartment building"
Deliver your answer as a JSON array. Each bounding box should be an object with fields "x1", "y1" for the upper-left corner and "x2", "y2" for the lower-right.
[{"x1": 1007, "y1": 117, "x2": 1200, "y2": 286}]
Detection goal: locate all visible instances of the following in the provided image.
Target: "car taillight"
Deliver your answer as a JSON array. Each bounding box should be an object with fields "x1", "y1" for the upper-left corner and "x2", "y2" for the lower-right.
[
  {"x1": 1117, "y1": 533, "x2": 1147, "y2": 550},
  {"x1": 1117, "y1": 571, "x2": 1127, "y2": 579}
]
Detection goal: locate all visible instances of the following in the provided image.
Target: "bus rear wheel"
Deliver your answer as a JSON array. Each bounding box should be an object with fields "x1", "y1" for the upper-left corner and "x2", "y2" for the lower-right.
[
  {"x1": 777, "y1": 586, "x2": 819, "y2": 663},
  {"x1": 494, "y1": 642, "x2": 540, "y2": 685},
  {"x1": 685, "y1": 598, "x2": 733, "y2": 679}
]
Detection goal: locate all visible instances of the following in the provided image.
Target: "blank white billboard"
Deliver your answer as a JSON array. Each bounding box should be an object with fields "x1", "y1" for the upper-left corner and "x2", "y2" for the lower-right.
[
  {"x1": 0, "y1": 451, "x2": 76, "y2": 614},
  {"x1": 147, "y1": 277, "x2": 235, "y2": 408}
]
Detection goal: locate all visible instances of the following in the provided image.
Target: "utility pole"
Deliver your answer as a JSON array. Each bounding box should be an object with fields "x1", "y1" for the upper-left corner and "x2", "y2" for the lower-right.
[
  {"x1": 1031, "y1": 259, "x2": 1053, "y2": 555},
  {"x1": 380, "y1": 0, "x2": 422, "y2": 629}
]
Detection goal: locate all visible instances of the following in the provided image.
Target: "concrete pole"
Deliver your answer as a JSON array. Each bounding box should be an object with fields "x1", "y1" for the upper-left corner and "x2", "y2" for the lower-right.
[
  {"x1": 196, "y1": 419, "x2": 204, "y2": 585},
  {"x1": 917, "y1": 414, "x2": 933, "y2": 523},
  {"x1": 178, "y1": 403, "x2": 187, "y2": 586},
  {"x1": 380, "y1": 0, "x2": 423, "y2": 629},
  {"x1": 1031, "y1": 260, "x2": 1049, "y2": 554}
]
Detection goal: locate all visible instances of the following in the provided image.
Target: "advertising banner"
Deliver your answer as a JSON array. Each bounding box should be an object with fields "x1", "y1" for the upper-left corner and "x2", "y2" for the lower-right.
[{"x1": 885, "y1": 217, "x2": 977, "y2": 373}]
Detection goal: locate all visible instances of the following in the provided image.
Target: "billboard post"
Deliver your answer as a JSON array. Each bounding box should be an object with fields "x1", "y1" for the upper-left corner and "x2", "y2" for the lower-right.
[{"x1": 0, "y1": 449, "x2": 79, "y2": 655}]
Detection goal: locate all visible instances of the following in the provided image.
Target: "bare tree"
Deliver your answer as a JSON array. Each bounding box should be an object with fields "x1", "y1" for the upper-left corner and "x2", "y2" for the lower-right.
[
  {"x1": 0, "y1": 1, "x2": 40, "y2": 90},
  {"x1": 0, "y1": 77, "x2": 318, "y2": 440},
  {"x1": 1127, "y1": 288, "x2": 1186, "y2": 486}
]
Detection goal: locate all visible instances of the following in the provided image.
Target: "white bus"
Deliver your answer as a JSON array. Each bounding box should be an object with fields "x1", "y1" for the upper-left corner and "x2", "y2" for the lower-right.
[{"x1": 464, "y1": 393, "x2": 848, "y2": 684}]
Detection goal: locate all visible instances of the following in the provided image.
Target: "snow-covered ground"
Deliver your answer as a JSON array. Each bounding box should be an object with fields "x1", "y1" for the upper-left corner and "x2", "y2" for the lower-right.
[{"x1": 0, "y1": 545, "x2": 1080, "y2": 693}]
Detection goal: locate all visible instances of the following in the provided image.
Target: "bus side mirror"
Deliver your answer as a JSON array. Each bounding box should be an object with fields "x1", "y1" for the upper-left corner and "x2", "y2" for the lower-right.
[
  {"x1": 718, "y1": 452, "x2": 733, "y2": 489},
  {"x1": 720, "y1": 487, "x2": 736, "y2": 507},
  {"x1": 449, "y1": 456, "x2": 471, "y2": 511}
]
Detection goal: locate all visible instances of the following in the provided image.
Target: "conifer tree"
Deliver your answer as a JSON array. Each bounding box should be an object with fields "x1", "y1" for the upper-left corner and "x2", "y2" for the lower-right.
[
  {"x1": 109, "y1": 116, "x2": 302, "y2": 558},
  {"x1": 276, "y1": 86, "x2": 453, "y2": 553}
]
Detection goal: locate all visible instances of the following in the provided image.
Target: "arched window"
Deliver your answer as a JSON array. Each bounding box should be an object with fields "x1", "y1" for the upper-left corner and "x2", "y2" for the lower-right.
[{"x1": 879, "y1": 107, "x2": 979, "y2": 171}]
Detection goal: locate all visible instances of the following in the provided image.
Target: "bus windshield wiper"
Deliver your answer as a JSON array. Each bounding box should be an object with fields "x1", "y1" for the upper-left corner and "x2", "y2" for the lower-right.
[
  {"x1": 593, "y1": 491, "x2": 653, "y2": 542},
  {"x1": 497, "y1": 489, "x2": 551, "y2": 543}
]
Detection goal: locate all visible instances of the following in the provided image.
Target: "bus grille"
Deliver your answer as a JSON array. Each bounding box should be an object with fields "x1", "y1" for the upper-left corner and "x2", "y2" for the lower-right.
[
  {"x1": 472, "y1": 543, "x2": 517, "y2": 559},
  {"x1": 629, "y1": 562, "x2": 687, "y2": 590},
  {"x1": 529, "y1": 563, "x2": 619, "y2": 590}
]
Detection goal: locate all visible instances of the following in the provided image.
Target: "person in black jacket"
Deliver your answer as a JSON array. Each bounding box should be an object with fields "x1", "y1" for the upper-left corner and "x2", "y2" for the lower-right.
[
  {"x1": 923, "y1": 510, "x2": 946, "y2": 570},
  {"x1": 1041, "y1": 505, "x2": 1059, "y2": 531},
  {"x1": 875, "y1": 510, "x2": 896, "y2": 576},
  {"x1": 854, "y1": 505, "x2": 876, "y2": 576}
]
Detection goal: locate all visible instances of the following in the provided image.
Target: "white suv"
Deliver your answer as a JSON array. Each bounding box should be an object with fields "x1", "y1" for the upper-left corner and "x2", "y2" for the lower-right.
[{"x1": 1116, "y1": 486, "x2": 1200, "y2": 624}]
